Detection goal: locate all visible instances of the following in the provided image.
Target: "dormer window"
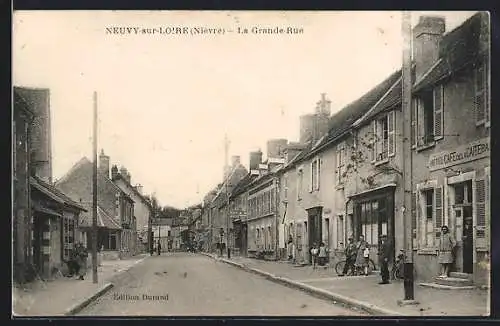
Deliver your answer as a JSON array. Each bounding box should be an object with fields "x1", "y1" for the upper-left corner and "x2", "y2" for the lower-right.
[{"x1": 413, "y1": 84, "x2": 444, "y2": 149}]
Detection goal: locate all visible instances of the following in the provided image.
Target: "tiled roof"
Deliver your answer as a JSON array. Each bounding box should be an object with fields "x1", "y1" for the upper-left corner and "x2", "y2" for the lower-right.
[
  {"x1": 30, "y1": 176, "x2": 87, "y2": 211},
  {"x1": 79, "y1": 203, "x2": 122, "y2": 230},
  {"x1": 413, "y1": 12, "x2": 487, "y2": 92},
  {"x1": 230, "y1": 174, "x2": 256, "y2": 198}
]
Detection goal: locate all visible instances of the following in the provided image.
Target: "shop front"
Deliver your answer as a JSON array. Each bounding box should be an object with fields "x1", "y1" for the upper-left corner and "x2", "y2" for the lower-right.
[{"x1": 351, "y1": 185, "x2": 396, "y2": 262}]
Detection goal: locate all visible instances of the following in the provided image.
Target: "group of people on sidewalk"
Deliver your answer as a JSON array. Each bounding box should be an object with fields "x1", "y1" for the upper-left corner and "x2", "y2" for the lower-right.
[
  {"x1": 67, "y1": 242, "x2": 89, "y2": 280},
  {"x1": 285, "y1": 224, "x2": 458, "y2": 286}
]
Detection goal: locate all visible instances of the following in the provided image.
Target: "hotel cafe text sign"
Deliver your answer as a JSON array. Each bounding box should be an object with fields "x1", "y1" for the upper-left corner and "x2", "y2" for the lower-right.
[{"x1": 428, "y1": 138, "x2": 490, "y2": 171}]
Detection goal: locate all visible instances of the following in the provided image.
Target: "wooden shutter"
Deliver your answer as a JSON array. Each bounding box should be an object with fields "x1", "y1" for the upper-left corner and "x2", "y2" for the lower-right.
[
  {"x1": 475, "y1": 64, "x2": 486, "y2": 125},
  {"x1": 433, "y1": 85, "x2": 444, "y2": 140},
  {"x1": 309, "y1": 162, "x2": 314, "y2": 192},
  {"x1": 485, "y1": 169, "x2": 490, "y2": 250},
  {"x1": 411, "y1": 98, "x2": 418, "y2": 148},
  {"x1": 411, "y1": 191, "x2": 418, "y2": 249},
  {"x1": 485, "y1": 59, "x2": 490, "y2": 127},
  {"x1": 475, "y1": 176, "x2": 487, "y2": 250},
  {"x1": 371, "y1": 120, "x2": 377, "y2": 161},
  {"x1": 388, "y1": 111, "x2": 396, "y2": 157},
  {"x1": 316, "y1": 158, "x2": 321, "y2": 190},
  {"x1": 434, "y1": 186, "x2": 443, "y2": 239}
]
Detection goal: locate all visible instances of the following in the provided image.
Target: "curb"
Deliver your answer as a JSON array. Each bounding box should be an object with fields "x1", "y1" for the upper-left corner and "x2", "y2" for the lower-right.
[
  {"x1": 205, "y1": 254, "x2": 402, "y2": 316},
  {"x1": 64, "y1": 283, "x2": 114, "y2": 316},
  {"x1": 63, "y1": 256, "x2": 149, "y2": 316}
]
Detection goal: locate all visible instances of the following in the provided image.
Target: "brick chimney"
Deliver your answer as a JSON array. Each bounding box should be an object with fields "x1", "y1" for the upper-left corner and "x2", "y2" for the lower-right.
[
  {"x1": 299, "y1": 94, "x2": 332, "y2": 144},
  {"x1": 111, "y1": 165, "x2": 118, "y2": 180},
  {"x1": 249, "y1": 150, "x2": 263, "y2": 175},
  {"x1": 231, "y1": 155, "x2": 241, "y2": 167},
  {"x1": 120, "y1": 166, "x2": 129, "y2": 183},
  {"x1": 98, "y1": 149, "x2": 110, "y2": 178},
  {"x1": 16, "y1": 87, "x2": 52, "y2": 183},
  {"x1": 413, "y1": 16, "x2": 446, "y2": 82},
  {"x1": 284, "y1": 142, "x2": 307, "y2": 164}
]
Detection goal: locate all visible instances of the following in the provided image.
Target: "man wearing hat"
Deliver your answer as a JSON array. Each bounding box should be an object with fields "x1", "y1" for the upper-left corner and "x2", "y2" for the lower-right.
[
  {"x1": 339, "y1": 236, "x2": 357, "y2": 276},
  {"x1": 378, "y1": 234, "x2": 391, "y2": 284}
]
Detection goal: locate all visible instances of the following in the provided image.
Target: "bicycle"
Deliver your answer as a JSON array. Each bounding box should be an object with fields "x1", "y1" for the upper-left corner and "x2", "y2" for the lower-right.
[
  {"x1": 335, "y1": 258, "x2": 377, "y2": 276},
  {"x1": 391, "y1": 250, "x2": 405, "y2": 280}
]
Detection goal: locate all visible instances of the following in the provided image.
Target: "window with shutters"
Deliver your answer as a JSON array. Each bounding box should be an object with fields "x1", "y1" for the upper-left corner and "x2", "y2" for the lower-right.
[
  {"x1": 311, "y1": 157, "x2": 320, "y2": 191},
  {"x1": 336, "y1": 143, "x2": 346, "y2": 185},
  {"x1": 373, "y1": 111, "x2": 396, "y2": 163},
  {"x1": 474, "y1": 60, "x2": 489, "y2": 127},
  {"x1": 415, "y1": 85, "x2": 444, "y2": 148},
  {"x1": 411, "y1": 192, "x2": 418, "y2": 248},
  {"x1": 423, "y1": 189, "x2": 435, "y2": 247},
  {"x1": 475, "y1": 174, "x2": 488, "y2": 250},
  {"x1": 297, "y1": 168, "x2": 304, "y2": 200},
  {"x1": 62, "y1": 217, "x2": 75, "y2": 261}
]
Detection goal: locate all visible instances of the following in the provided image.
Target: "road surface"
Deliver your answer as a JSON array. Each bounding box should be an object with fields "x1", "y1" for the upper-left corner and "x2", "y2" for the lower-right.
[{"x1": 78, "y1": 253, "x2": 367, "y2": 316}]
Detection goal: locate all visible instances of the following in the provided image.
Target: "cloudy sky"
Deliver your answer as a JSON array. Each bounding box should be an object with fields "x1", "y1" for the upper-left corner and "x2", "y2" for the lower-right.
[{"x1": 13, "y1": 11, "x2": 477, "y2": 208}]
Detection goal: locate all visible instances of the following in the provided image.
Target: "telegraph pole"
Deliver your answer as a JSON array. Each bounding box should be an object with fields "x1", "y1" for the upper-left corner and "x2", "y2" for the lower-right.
[
  {"x1": 224, "y1": 134, "x2": 231, "y2": 258},
  {"x1": 401, "y1": 11, "x2": 417, "y2": 304},
  {"x1": 92, "y1": 91, "x2": 98, "y2": 284}
]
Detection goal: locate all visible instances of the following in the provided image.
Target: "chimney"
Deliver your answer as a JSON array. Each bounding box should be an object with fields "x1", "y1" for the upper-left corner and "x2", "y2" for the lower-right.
[
  {"x1": 135, "y1": 184, "x2": 143, "y2": 194},
  {"x1": 266, "y1": 139, "x2": 288, "y2": 160},
  {"x1": 316, "y1": 93, "x2": 331, "y2": 116},
  {"x1": 231, "y1": 155, "x2": 241, "y2": 167},
  {"x1": 299, "y1": 114, "x2": 315, "y2": 143},
  {"x1": 111, "y1": 165, "x2": 118, "y2": 180},
  {"x1": 16, "y1": 87, "x2": 52, "y2": 183},
  {"x1": 284, "y1": 142, "x2": 307, "y2": 164},
  {"x1": 413, "y1": 16, "x2": 446, "y2": 82},
  {"x1": 120, "y1": 166, "x2": 129, "y2": 182},
  {"x1": 126, "y1": 172, "x2": 131, "y2": 184},
  {"x1": 249, "y1": 150, "x2": 263, "y2": 175},
  {"x1": 98, "y1": 149, "x2": 110, "y2": 178}
]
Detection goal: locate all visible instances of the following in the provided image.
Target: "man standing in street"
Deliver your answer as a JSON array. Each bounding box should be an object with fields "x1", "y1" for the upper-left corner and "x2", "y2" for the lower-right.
[
  {"x1": 339, "y1": 237, "x2": 357, "y2": 276},
  {"x1": 157, "y1": 239, "x2": 162, "y2": 256},
  {"x1": 378, "y1": 234, "x2": 391, "y2": 284}
]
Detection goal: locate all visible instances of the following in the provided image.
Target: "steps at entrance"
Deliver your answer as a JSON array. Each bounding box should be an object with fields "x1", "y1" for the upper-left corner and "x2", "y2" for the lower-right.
[
  {"x1": 435, "y1": 276, "x2": 473, "y2": 287},
  {"x1": 449, "y1": 272, "x2": 472, "y2": 280}
]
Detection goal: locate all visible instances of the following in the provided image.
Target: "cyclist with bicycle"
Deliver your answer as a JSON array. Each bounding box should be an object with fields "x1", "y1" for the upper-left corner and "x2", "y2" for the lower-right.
[{"x1": 339, "y1": 237, "x2": 356, "y2": 276}]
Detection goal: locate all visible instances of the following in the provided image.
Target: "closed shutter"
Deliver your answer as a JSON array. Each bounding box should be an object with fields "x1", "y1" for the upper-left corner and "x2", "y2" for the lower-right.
[
  {"x1": 309, "y1": 162, "x2": 314, "y2": 192},
  {"x1": 411, "y1": 191, "x2": 418, "y2": 249},
  {"x1": 411, "y1": 98, "x2": 418, "y2": 148},
  {"x1": 316, "y1": 158, "x2": 321, "y2": 190},
  {"x1": 474, "y1": 64, "x2": 486, "y2": 125},
  {"x1": 388, "y1": 111, "x2": 396, "y2": 157},
  {"x1": 485, "y1": 58, "x2": 490, "y2": 127},
  {"x1": 475, "y1": 176, "x2": 487, "y2": 250},
  {"x1": 434, "y1": 186, "x2": 443, "y2": 240},
  {"x1": 433, "y1": 85, "x2": 444, "y2": 140},
  {"x1": 371, "y1": 120, "x2": 377, "y2": 161},
  {"x1": 485, "y1": 169, "x2": 490, "y2": 250}
]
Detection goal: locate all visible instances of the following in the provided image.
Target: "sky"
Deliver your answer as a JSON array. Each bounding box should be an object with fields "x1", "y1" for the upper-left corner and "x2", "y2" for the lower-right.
[{"x1": 13, "y1": 11, "x2": 477, "y2": 209}]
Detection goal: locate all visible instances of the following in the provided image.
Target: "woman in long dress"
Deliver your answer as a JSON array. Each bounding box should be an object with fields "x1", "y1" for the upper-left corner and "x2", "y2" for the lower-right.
[
  {"x1": 355, "y1": 235, "x2": 368, "y2": 275},
  {"x1": 438, "y1": 225, "x2": 456, "y2": 278}
]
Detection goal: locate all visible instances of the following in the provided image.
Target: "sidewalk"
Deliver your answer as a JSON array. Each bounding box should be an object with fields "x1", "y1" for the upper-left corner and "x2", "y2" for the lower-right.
[
  {"x1": 13, "y1": 254, "x2": 149, "y2": 316},
  {"x1": 204, "y1": 253, "x2": 489, "y2": 316}
]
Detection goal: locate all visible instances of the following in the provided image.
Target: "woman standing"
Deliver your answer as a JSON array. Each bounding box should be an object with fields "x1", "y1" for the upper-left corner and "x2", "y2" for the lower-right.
[
  {"x1": 438, "y1": 225, "x2": 456, "y2": 278},
  {"x1": 355, "y1": 235, "x2": 369, "y2": 276}
]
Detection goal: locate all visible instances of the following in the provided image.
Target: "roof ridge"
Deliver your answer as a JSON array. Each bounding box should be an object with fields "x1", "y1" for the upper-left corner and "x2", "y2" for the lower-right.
[{"x1": 55, "y1": 157, "x2": 92, "y2": 186}]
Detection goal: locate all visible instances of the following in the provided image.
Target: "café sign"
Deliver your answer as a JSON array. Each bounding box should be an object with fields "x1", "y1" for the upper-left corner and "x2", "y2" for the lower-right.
[{"x1": 428, "y1": 138, "x2": 490, "y2": 171}]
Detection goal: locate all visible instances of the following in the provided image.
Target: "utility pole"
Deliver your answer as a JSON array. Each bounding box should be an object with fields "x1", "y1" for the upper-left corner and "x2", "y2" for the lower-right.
[
  {"x1": 224, "y1": 133, "x2": 231, "y2": 258},
  {"x1": 92, "y1": 91, "x2": 98, "y2": 284},
  {"x1": 400, "y1": 11, "x2": 417, "y2": 304}
]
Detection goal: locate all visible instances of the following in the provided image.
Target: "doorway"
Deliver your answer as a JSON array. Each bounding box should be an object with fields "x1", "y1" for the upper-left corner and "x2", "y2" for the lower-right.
[
  {"x1": 307, "y1": 207, "x2": 322, "y2": 264},
  {"x1": 453, "y1": 180, "x2": 474, "y2": 274},
  {"x1": 241, "y1": 223, "x2": 247, "y2": 256}
]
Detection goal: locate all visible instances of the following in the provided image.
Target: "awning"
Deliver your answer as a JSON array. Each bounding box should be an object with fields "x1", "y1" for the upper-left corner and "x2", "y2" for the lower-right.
[{"x1": 33, "y1": 202, "x2": 62, "y2": 217}]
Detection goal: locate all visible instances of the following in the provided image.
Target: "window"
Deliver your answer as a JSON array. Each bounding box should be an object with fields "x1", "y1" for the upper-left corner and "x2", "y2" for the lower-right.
[
  {"x1": 372, "y1": 112, "x2": 396, "y2": 162},
  {"x1": 297, "y1": 168, "x2": 304, "y2": 200},
  {"x1": 336, "y1": 144, "x2": 346, "y2": 185},
  {"x1": 62, "y1": 217, "x2": 75, "y2": 261},
  {"x1": 296, "y1": 223, "x2": 303, "y2": 250},
  {"x1": 423, "y1": 189, "x2": 434, "y2": 247},
  {"x1": 268, "y1": 226, "x2": 272, "y2": 250},
  {"x1": 108, "y1": 232, "x2": 117, "y2": 250},
  {"x1": 283, "y1": 173, "x2": 288, "y2": 200},
  {"x1": 415, "y1": 85, "x2": 444, "y2": 147},
  {"x1": 311, "y1": 158, "x2": 320, "y2": 191},
  {"x1": 474, "y1": 60, "x2": 489, "y2": 126},
  {"x1": 337, "y1": 215, "x2": 344, "y2": 248},
  {"x1": 358, "y1": 199, "x2": 388, "y2": 247}
]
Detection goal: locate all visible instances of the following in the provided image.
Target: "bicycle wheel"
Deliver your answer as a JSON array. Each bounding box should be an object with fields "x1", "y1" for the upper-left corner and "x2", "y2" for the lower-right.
[
  {"x1": 335, "y1": 260, "x2": 346, "y2": 275},
  {"x1": 368, "y1": 259, "x2": 377, "y2": 273}
]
